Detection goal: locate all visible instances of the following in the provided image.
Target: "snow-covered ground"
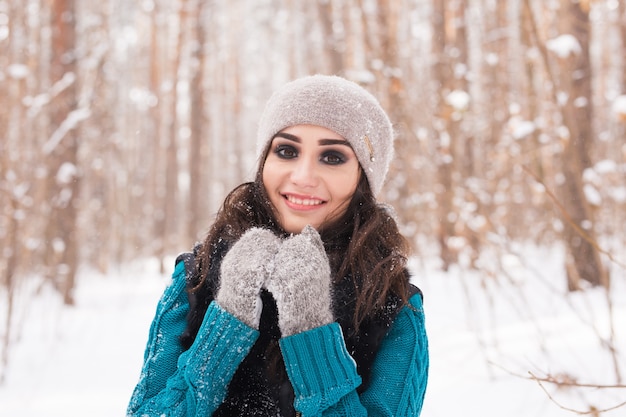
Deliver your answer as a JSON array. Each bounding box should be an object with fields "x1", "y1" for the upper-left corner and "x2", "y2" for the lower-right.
[{"x1": 1, "y1": 245, "x2": 624, "y2": 416}]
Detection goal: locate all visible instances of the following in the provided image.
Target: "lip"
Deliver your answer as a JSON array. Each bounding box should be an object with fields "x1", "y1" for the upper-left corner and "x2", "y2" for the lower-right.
[{"x1": 281, "y1": 192, "x2": 327, "y2": 211}]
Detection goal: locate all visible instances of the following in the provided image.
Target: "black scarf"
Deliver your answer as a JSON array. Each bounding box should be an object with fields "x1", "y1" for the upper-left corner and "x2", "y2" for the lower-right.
[{"x1": 177, "y1": 243, "x2": 416, "y2": 416}]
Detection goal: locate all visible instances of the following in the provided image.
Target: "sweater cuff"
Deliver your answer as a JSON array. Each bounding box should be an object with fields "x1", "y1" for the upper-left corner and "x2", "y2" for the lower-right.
[
  {"x1": 184, "y1": 302, "x2": 259, "y2": 410},
  {"x1": 279, "y1": 323, "x2": 361, "y2": 414}
]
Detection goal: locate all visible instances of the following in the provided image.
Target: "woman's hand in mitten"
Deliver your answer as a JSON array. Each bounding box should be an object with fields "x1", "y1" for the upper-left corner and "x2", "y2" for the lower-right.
[
  {"x1": 266, "y1": 225, "x2": 334, "y2": 336},
  {"x1": 216, "y1": 227, "x2": 281, "y2": 329}
]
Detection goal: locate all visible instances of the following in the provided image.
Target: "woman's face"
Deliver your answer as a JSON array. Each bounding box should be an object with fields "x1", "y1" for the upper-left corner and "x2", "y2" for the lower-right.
[{"x1": 262, "y1": 124, "x2": 361, "y2": 234}]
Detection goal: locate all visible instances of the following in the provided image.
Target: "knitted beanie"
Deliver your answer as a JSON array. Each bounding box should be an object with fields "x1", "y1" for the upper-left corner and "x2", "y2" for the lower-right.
[{"x1": 256, "y1": 74, "x2": 394, "y2": 196}]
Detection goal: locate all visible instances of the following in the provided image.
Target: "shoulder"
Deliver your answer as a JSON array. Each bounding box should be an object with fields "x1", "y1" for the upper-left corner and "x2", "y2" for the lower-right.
[
  {"x1": 158, "y1": 260, "x2": 189, "y2": 307},
  {"x1": 174, "y1": 242, "x2": 203, "y2": 283},
  {"x1": 365, "y1": 279, "x2": 428, "y2": 412},
  {"x1": 373, "y1": 283, "x2": 428, "y2": 384},
  {"x1": 175, "y1": 251, "x2": 196, "y2": 279},
  {"x1": 409, "y1": 283, "x2": 423, "y2": 306},
  {"x1": 156, "y1": 250, "x2": 196, "y2": 308},
  {"x1": 391, "y1": 284, "x2": 427, "y2": 340},
  {"x1": 145, "y1": 255, "x2": 193, "y2": 335}
]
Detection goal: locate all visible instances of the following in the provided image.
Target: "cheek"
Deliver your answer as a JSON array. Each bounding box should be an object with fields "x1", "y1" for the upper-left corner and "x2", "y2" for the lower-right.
[
  {"x1": 261, "y1": 162, "x2": 275, "y2": 190},
  {"x1": 332, "y1": 170, "x2": 360, "y2": 203},
  {"x1": 261, "y1": 161, "x2": 284, "y2": 207}
]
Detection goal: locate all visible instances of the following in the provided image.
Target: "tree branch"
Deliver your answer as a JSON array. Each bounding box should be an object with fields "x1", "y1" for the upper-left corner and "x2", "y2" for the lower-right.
[
  {"x1": 522, "y1": 164, "x2": 626, "y2": 270},
  {"x1": 529, "y1": 371, "x2": 626, "y2": 415}
]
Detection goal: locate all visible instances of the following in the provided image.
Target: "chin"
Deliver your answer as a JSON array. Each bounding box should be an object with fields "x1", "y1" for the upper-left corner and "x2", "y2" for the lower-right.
[
  {"x1": 282, "y1": 224, "x2": 307, "y2": 234},
  {"x1": 281, "y1": 220, "x2": 321, "y2": 234}
]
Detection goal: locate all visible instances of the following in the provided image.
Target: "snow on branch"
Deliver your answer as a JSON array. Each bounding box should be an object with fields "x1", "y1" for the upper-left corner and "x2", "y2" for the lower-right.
[
  {"x1": 42, "y1": 107, "x2": 91, "y2": 155},
  {"x1": 612, "y1": 95, "x2": 626, "y2": 121},
  {"x1": 546, "y1": 34, "x2": 582, "y2": 59},
  {"x1": 24, "y1": 72, "x2": 77, "y2": 118}
]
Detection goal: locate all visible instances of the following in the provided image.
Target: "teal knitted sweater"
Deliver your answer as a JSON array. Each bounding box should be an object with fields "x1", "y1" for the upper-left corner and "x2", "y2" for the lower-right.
[{"x1": 127, "y1": 261, "x2": 429, "y2": 416}]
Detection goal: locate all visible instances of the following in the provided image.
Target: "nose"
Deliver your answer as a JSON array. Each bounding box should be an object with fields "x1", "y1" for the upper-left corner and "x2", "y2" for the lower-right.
[{"x1": 290, "y1": 158, "x2": 319, "y2": 188}]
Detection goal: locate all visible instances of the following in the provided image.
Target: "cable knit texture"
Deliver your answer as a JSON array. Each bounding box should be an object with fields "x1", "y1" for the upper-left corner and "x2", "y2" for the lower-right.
[
  {"x1": 216, "y1": 227, "x2": 280, "y2": 329},
  {"x1": 278, "y1": 293, "x2": 428, "y2": 416},
  {"x1": 127, "y1": 262, "x2": 259, "y2": 416},
  {"x1": 266, "y1": 225, "x2": 334, "y2": 336},
  {"x1": 128, "y1": 257, "x2": 429, "y2": 416},
  {"x1": 127, "y1": 263, "x2": 189, "y2": 405}
]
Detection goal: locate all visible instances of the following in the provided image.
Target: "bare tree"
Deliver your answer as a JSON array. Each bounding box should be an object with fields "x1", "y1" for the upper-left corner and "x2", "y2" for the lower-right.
[
  {"x1": 76, "y1": 1, "x2": 117, "y2": 273},
  {"x1": 430, "y1": 0, "x2": 474, "y2": 270},
  {"x1": 1, "y1": 3, "x2": 625, "y2": 404},
  {"x1": 148, "y1": 1, "x2": 168, "y2": 272},
  {"x1": 0, "y1": 8, "x2": 20, "y2": 370},
  {"x1": 520, "y1": 0, "x2": 609, "y2": 290},
  {"x1": 43, "y1": 0, "x2": 81, "y2": 305},
  {"x1": 187, "y1": 0, "x2": 209, "y2": 244},
  {"x1": 163, "y1": 0, "x2": 185, "y2": 258},
  {"x1": 554, "y1": 0, "x2": 608, "y2": 289},
  {"x1": 317, "y1": 0, "x2": 345, "y2": 75},
  {"x1": 620, "y1": 0, "x2": 626, "y2": 92}
]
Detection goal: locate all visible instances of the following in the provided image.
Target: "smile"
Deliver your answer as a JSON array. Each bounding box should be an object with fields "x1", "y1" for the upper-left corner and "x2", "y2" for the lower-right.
[{"x1": 283, "y1": 193, "x2": 326, "y2": 208}]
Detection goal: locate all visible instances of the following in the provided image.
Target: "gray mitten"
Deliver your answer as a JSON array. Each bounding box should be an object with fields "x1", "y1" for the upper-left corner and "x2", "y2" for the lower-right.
[
  {"x1": 216, "y1": 227, "x2": 280, "y2": 329},
  {"x1": 266, "y1": 225, "x2": 334, "y2": 336}
]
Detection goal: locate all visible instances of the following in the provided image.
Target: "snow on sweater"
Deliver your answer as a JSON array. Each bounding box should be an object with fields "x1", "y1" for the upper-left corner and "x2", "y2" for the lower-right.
[{"x1": 127, "y1": 261, "x2": 429, "y2": 416}]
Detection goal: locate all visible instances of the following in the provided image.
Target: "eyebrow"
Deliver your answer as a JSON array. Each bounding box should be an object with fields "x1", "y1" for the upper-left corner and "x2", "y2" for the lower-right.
[{"x1": 274, "y1": 132, "x2": 352, "y2": 147}]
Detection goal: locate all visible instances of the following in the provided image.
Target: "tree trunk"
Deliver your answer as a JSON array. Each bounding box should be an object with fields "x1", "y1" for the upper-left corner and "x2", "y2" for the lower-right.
[
  {"x1": 163, "y1": 0, "x2": 185, "y2": 261},
  {"x1": 149, "y1": 3, "x2": 167, "y2": 272},
  {"x1": 188, "y1": 0, "x2": 207, "y2": 244},
  {"x1": 620, "y1": 0, "x2": 626, "y2": 92},
  {"x1": 317, "y1": 0, "x2": 344, "y2": 74},
  {"x1": 0, "y1": 196, "x2": 19, "y2": 384},
  {"x1": 44, "y1": 0, "x2": 80, "y2": 305},
  {"x1": 431, "y1": 0, "x2": 465, "y2": 270},
  {"x1": 556, "y1": 0, "x2": 608, "y2": 289},
  {"x1": 451, "y1": 0, "x2": 480, "y2": 267},
  {"x1": 357, "y1": 0, "x2": 427, "y2": 252},
  {"x1": 0, "y1": 19, "x2": 19, "y2": 373}
]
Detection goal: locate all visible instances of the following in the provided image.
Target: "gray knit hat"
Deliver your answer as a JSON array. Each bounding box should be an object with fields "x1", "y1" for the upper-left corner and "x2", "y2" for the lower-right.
[{"x1": 256, "y1": 74, "x2": 394, "y2": 196}]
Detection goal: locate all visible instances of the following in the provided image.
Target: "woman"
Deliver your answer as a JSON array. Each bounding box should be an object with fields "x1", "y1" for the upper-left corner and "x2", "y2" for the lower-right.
[{"x1": 127, "y1": 75, "x2": 429, "y2": 416}]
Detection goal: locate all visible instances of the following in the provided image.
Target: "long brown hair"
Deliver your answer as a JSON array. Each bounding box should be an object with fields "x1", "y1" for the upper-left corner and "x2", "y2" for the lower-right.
[{"x1": 193, "y1": 151, "x2": 410, "y2": 333}]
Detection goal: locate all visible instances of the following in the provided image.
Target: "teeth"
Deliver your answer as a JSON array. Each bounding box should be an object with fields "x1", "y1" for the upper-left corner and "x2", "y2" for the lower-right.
[{"x1": 286, "y1": 195, "x2": 323, "y2": 206}]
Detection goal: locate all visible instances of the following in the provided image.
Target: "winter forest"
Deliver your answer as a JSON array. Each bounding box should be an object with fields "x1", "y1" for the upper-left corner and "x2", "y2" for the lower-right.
[{"x1": 1, "y1": 0, "x2": 626, "y2": 415}]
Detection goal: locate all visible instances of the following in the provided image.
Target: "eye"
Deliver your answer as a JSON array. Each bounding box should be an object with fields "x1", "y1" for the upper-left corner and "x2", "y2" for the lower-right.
[
  {"x1": 274, "y1": 144, "x2": 298, "y2": 159},
  {"x1": 321, "y1": 151, "x2": 347, "y2": 165}
]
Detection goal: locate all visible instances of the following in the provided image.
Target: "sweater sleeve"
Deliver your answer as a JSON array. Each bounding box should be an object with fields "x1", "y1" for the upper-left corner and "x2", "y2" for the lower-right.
[
  {"x1": 279, "y1": 292, "x2": 429, "y2": 417},
  {"x1": 127, "y1": 262, "x2": 259, "y2": 416}
]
